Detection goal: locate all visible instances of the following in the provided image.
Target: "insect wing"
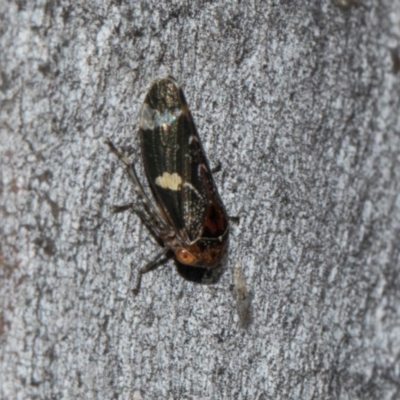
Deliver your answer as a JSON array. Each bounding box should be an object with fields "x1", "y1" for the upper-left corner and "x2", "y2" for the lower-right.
[{"x1": 139, "y1": 77, "x2": 223, "y2": 242}]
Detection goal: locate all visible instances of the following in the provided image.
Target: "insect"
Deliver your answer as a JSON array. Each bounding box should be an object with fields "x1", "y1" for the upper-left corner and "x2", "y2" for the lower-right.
[{"x1": 106, "y1": 77, "x2": 229, "y2": 294}]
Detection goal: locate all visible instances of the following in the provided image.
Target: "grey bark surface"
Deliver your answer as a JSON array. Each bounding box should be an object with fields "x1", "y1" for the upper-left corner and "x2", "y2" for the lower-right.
[{"x1": 1, "y1": 1, "x2": 400, "y2": 399}]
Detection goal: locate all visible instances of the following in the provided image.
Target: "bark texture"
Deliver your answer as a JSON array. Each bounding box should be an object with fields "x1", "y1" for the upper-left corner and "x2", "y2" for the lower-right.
[{"x1": 1, "y1": 1, "x2": 400, "y2": 399}]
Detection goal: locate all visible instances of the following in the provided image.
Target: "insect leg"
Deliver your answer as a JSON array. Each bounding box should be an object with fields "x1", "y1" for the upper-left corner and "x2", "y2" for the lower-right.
[
  {"x1": 105, "y1": 139, "x2": 147, "y2": 196},
  {"x1": 130, "y1": 204, "x2": 165, "y2": 245},
  {"x1": 111, "y1": 202, "x2": 164, "y2": 244},
  {"x1": 132, "y1": 248, "x2": 172, "y2": 295},
  {"x1": 112, "y1": 203, "x2": 134, "y2": 213},
  {"x1": 229, "y1": 215, "x2": 240, "y2": 224},
  {"x1": 211, "y1": 161, "x2": 222, "y2": 174},
  {"x1": 105, "y1": 138, "x2": 167, "y2": 230}
]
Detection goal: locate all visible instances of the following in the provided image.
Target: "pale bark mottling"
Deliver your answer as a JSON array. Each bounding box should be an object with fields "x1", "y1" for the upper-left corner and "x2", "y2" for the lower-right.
[{"x1": 1, "y1": 1, "x2": 400, "y2": 399}]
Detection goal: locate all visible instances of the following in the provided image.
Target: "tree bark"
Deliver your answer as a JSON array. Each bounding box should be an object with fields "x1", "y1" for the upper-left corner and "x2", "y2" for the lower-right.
[{"x1": 1, "y1": 1, "x2": 400, "y2": 399}]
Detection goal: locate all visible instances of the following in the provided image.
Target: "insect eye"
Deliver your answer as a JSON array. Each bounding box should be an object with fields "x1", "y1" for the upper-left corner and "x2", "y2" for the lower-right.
[{"x1": 175, "y1": 248, "x2": 198, "y2": 265}]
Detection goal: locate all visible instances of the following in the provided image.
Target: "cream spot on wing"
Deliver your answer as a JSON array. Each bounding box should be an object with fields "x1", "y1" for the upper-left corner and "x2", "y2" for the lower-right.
[{"x1": 155, "y1": 172, "x2": 182, "y2": 190}]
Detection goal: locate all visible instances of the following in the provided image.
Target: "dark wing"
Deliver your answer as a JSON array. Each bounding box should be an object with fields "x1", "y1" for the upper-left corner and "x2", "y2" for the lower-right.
[{"x1": 139, "y1": 77, "x2": 213, "y2": 241}]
